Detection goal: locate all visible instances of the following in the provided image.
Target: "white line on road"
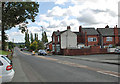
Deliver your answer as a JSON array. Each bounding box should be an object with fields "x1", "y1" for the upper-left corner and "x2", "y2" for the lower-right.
[
  {"x1": 20, "y1": 50, "x2": 120, "y2": 78},
  {"x1": 97, "y1": 71, "x2": 119, "y2": 78}
]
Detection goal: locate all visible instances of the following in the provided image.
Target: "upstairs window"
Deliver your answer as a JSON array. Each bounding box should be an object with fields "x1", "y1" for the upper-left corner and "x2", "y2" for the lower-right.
[
  {"x1": 88, "y1": 37, "x2": 97, "y2": 42},
  {"x1": 58, "y1": 36, "x2": 60, "y2": 42},
  {"x1": 53, "y1": 37, "x2": 55, "y2": 42},
  {"x1": 106, "y1": 37, "x2": 112, "y2": 41}
]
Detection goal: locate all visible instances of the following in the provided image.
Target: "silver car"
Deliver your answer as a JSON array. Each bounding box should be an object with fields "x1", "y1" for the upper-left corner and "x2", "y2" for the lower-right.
[
  {"x1": 0, "y1": 55, "x2": 15, "y2": 83},
  {"x1": 114, "y1": 48, "x2": 120, "y2": 53}
]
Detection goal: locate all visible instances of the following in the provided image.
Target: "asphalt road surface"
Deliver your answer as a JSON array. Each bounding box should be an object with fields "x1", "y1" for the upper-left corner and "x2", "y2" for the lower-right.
[{"x1": 12, "y1": 47, "x2": 119, "y2": 82}]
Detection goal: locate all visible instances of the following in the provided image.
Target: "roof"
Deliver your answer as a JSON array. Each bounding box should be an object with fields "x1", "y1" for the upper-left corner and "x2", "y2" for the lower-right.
[
  {"x1": 82, "y1": 28, "x2": 99, "y2": 35},
  {"x1": 53, "y1": 30, "x2": 67, "y2": 36},
  {"x1": 53, "y1": 28, "x2": 99, "y2": 36},
  {"x1": 97, "y1": 28, "x2": 120, "y2": 36},
  {"x1": 73, "y1": 32, "x2": 82, "y2": 36}
]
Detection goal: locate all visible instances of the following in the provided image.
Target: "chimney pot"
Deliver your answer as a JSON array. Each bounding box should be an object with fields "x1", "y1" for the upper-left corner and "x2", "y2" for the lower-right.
[
  {"x1": 105, "y1": 25, "x2": 109, "y2": 28},
  {"x1": 57, "y1": 30, "x2": 59, "y2": 32},
  {"x1": 67, "y1": 26, "x2": 71, "y2": 30},
  {"x1": 79, "y1": 26, "x2": 82, "y2": 32}
]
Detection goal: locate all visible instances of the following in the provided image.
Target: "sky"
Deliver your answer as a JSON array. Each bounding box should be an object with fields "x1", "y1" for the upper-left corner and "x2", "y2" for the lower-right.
[{"x1": 5, "y1": 0, "x2": 120, "y2": 43}]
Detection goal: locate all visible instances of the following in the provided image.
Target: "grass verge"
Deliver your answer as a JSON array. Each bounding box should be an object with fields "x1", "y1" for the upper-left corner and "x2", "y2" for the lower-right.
[{"x1": 0, "y1": 50, "x2": 12, "y2": 60}]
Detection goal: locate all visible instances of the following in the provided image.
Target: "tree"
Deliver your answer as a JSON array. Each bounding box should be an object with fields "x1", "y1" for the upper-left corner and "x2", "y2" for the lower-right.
[
  {"x1": 38, "y1": 41, "x2": 45, "y2": 49},
  {"x1": 25, "y1": 29, "x2": 30, "y2": 48},
  {"x1": 41, "y1": 31, "x2": 48, "y2": 43},
  {"x1": 2, "y1": 2, "x2": 39, "y2": 50},
  {"x1": 8, "y1": 42, "x2": 15, "y2": 50},
  {"x1": 34, "y1": 33, "x2": 38, "y2": 41},
  {"x1": 30, "y1": 40, "x2": 38, "y2": 51},
  {"x1": 30, "y1": 33, "x2": 34, "y2": 43}
]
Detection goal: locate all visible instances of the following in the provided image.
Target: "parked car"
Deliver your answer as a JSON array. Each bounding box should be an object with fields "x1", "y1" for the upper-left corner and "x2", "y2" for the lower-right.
[
  {"x1": 0, "y1": 55, "x2": 14, "y2": 83},
  {"x1": 114, "y1": 48, "x2": 120, "y2": 53},
  {"x1": 38, "y1": 50, "x2": 47, "y2": 56},
  {"x1": 20, "y1": 48, "x2": 23, "y2": 51}
]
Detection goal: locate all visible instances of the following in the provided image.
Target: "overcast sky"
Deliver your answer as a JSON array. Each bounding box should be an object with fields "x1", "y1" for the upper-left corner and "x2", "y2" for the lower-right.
[{"x1": 6, "y1": 0, "x2": 120, "y2": 43}]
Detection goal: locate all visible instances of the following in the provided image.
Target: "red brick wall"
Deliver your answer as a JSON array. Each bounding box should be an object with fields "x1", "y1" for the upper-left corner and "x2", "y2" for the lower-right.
[
  {"x1": 63, "y1": 46, "x2": 107, "y2": 56},
  {"x1": 52, "y1": 32, "x2": 61, "y2": 54},
  {"x1": 49, "y1": 43, "x2": 52, "y2": 51},
  {"x1": 77, "y1": 35, "x2": 84, "y2": 44},
  {"x1": 103, "y1": 36, "x2": 115, "y2": 46}
]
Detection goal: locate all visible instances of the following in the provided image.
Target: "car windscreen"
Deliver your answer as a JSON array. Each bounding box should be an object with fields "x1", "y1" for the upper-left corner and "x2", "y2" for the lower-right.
[
  {"x1": 0, "y1": 60, "x2": 3, "y2": 66},
  {"x1": 1, "y1": 56, "x2": 11, "y2": 64}
]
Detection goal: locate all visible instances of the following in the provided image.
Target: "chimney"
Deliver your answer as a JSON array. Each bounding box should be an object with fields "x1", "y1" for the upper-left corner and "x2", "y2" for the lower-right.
[
  {"x1": 67, "y1": 26, "x2": 71, "y2": 30},
  {"x1": 85, "y1": 31, "x2": 88, "y2": 46},
  {"x1": 79, "y1": 26, "x2": 82, "y2": 32},
  {"x1": 105, "y1": 25, "x2": 109, "y2": 28},
  {"x1": 57, "y1": 30, "x2": 59, "y2": 32},
  {"x1": 114, "y1": 25, "x2": 119, "y2": 44}
]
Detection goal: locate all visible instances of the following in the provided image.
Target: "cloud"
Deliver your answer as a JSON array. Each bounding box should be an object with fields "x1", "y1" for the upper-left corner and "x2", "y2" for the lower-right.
[
  {"x1": 6, "y1": 30, "x2": 25, "y2": 43},
  {"x1": 55, "y1": 0, "x2": 69, "y2": 5}
]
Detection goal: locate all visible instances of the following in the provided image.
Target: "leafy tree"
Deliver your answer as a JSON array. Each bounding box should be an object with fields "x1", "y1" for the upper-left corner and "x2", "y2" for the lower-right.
[
  {"x1": 8, "y1": 42, "x2": 15, "y2": 50},
  {"x1": 25, "y1": 29, "x2": 30, "y2": 48},
  {"x1": 41, "y1": 31, "x2": 48, "y2": 43},
  {"x1": 2, "y1": 2, "x2": 39, "y2": 50},
  {"x1": 30, "y1": 40, "x2": 38, "y2": 51},
  {"x1": 38, "y1": 41, "x2": 45, "y2": 49},
  {"x1": 30, "y1": 33, "x2": 34, "y2": 43}
]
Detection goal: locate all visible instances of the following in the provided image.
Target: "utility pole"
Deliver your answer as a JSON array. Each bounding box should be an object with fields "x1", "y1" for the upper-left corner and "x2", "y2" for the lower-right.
[{"x1": 41, "y1": 26, "x2": 43, "y2": 34}]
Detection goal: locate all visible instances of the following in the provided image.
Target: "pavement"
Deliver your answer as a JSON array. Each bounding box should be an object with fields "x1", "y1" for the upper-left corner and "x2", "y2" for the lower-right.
[
  {"x1": 11, "y1": 49, "x2": 29, "y2": 82},
  {"x1": 55, "y1": 54, "x2": 120, "y2": 65}
]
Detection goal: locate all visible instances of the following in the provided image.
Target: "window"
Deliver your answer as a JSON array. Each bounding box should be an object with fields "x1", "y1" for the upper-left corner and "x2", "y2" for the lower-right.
[
  {"x1": 1, "y1": 56, "x2": 11, "y2": 64},
  {"x1": 52, "y1": 45, "x2": 55, "y2": 52},
  {"x1": 53, "y1": 37, "x2": 55, "y2": 42},
  {"x1": 88, "y1": 37, "x2": 97, "y2": 42},
  {"x1": 56, "y1": 44, "x2": 60, "y2": 52},
  {"x1": 106, "y1": 37, "x2": 112, "y2": 41},
  {"x1": 58, "y1": 36, "x2": 60, "y2": 42},
  {"x1": 0, "y1": 60, "x2": 3, "y2": 66}
]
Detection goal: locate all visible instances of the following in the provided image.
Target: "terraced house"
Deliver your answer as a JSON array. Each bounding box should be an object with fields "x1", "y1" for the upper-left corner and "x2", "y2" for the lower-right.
[
  {"x1": 52, "y1": 26, "x2": 99, "y2": 54},
  {"x1": 97, "y1": 25, "x2": 120, "y2": 48}
]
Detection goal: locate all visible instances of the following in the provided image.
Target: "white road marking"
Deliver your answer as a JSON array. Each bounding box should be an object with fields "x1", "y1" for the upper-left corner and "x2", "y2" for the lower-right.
[
  {"x1": 97, "y1": 71, "x2": 119, "y2": 77},
  {"x1": 20, "y1": 50, "x2": 120, "y2": 78}
]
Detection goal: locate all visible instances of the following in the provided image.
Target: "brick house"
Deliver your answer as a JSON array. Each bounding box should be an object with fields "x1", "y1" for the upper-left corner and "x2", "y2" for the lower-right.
[
  {"x1": 46, "y1": 41, "x2": 52, "y2": 51},
  {"x1": 77, "y1": 26, "x2": 99, "y2": 48},
  {"x1": 97, "y1": 25, "x2": 120, "y2": 48},
  {"x1": 52, "y1": 26, "x2": 77, "y2": 54},
  {"x1": 52, "y1": 26, "x2": 99, "y2": 54}
]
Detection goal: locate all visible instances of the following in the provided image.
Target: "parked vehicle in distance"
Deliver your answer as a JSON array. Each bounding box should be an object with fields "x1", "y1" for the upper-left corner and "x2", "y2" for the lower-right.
[
  {"x1": 38, "y1": 50, "x2": 47, "y2": 56},
  {"x1": 20, "y1": 48, "x2": 23, "y2": 51},
  {"x1": 0, "y1": 55, "x2": 14, "y2": 83},
  {"x1": 114, "y1": 48, "x2": 120, "y2": 53}
]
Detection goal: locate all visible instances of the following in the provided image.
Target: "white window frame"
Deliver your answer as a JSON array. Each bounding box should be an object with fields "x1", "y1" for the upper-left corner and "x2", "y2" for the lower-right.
[
  {"x1": 53, "y1": 37, "x2": 55, "y2": 42},
  {"x1": 58, "y1": 36, "x2": 60, "y2": 42},
  {"x1": 52, "y1": 45, "x2": 55, "y2": 52},
  {"x1": 106, "y1": 37, "x2": 112, "y2": 41},
  {"x1": 56, "y1": 44, "x2": 60, "y2": 52},
  {"x1": 88, "y1": 37, "x2": 97, "y2": 42}
]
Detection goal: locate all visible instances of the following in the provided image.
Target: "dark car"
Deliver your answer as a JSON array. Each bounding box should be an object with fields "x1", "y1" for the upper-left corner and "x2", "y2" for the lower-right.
[
  {"x1": 38, "y1": 50, "x2": 47, "y2": 56},
  {"x1": 114, "y1": 48, "x2": 120, "y2": 53}
]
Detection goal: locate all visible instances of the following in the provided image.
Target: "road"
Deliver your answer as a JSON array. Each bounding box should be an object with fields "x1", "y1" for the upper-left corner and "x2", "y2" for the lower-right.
[{"x1": 12, "y1": 47, "x2": 119, "y2": 82}]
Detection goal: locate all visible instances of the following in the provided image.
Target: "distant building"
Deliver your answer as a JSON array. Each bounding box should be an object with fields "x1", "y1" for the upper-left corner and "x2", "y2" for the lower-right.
[
  {"x1": 97, "y1": 25, "x2": 120, "y2": 48},
  {"x1": 52, "y1": 26, "x2": 99, "y2": 54},
  {"x1": 46, "y1": 41, "x2": 52, "y2": 51}
]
